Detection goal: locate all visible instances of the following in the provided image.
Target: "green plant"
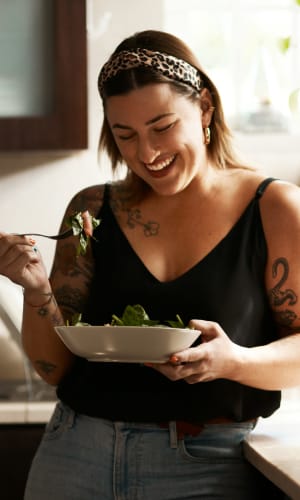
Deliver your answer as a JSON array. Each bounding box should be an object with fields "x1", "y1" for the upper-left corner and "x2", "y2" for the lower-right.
[{"x1": 277, "y1": 0, "x2": 300, "y2": 115}]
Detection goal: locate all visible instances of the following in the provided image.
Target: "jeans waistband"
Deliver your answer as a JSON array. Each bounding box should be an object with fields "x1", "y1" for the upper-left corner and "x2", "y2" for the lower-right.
[{"x1": 157, "y1": 418, "x2": 257, "y2": 448}]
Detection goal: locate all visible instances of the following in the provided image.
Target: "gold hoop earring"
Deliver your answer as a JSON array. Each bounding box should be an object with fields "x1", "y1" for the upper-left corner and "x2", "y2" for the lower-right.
[{"x1": 204, "y1": 127, "x2": 211, "y2": 145}]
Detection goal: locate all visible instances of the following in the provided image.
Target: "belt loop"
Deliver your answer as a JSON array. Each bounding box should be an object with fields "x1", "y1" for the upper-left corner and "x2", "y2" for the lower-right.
[{"x1": 169, "y1": 421, "x2": 178, "y2": 449}]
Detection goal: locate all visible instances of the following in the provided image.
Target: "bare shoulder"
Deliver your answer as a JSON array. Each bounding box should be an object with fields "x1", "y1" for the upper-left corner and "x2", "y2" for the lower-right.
[
  {"x1": 220, "y1": 168, "x2": 273, "y2": 212},
  {"x1": 64, "y1": 180, "x2": 131, "y2": 215},
  {"x1": 64, "y1": 184, "x2": 106, "y2": 219},
  {"x1": 258, "y1": 178, "x2": 300, "y2": 224},
  {"x1": 256, "y1": 178, "x2": 300, "y2": 263},
  {"x1": 229, "y1": 168, "x2": 300, "y2": 216}
]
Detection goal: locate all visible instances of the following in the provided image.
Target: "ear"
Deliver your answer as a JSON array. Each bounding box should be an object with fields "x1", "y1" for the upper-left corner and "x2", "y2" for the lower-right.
[{"x1": 200, "y1": 88, "x2": 215, "y2": 127}]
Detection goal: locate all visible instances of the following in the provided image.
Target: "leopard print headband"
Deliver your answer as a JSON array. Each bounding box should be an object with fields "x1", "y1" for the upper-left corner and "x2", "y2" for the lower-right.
[{"x1": 98, "y1": 48, "x2": 202, "y2": 97}]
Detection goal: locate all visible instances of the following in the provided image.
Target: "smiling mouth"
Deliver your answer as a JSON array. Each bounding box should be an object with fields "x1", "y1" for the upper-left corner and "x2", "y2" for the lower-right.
[{"x1": 145, "y1": 155, "x2": 176, "y2": 172}]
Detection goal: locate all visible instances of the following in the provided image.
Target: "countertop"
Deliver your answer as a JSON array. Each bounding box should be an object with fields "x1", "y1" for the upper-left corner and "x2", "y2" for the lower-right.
[
  {"x1": 244, "y1": 394, "x2": 300, "y2": 499},
  {"x1": 0, "y1": 379, "x2": 57, "y2": 423},
  {"x1": 0, "y1": 401, "x2": 56, "y2": 424}
]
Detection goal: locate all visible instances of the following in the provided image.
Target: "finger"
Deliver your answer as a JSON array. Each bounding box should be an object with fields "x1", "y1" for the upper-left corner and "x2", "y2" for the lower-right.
[
  {"x1": 168, "y1": 346, "x2": 203, "y2": 365},
  {"x1": 184, "y1": 372, "x2": 212, "y2": 384},
  {"x1": 189, "y1": 319, "x2": 225, "y2": 341},
  {"x1": 0, "y1": 236, "x2": 35, "y2": 262},
  {"x1": 189, "y1": 319, "x2": 220, "y2": 332},
  {"x1": 1, "y1": 242, "x2": 39, "y2": 276},
  {"x1": 144, "y1": 361, "x2": 182, "y2": 381},
  {"x1": 154, "y1": 358, "x2": 197, "y2": 380},
  {"x1": 2, "y1": 233, "x2": 35, "y2": 245}
]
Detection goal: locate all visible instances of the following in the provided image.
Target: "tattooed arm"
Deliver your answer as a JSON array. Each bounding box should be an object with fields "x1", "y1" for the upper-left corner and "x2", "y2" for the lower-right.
[
  {"x1": 230, "y1": 180, "x2": 300, "y2": 390},
  {"x1": 21, "y1": 185, "x2": 104, "y2": 385},
  {"x1": 153, "y1": 180, "x2": 300, "y2": 391}
]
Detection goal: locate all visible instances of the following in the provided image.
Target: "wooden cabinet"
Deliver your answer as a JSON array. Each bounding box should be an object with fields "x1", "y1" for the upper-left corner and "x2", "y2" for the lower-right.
[
  {"x1": 0, "y1": 0, "x2": 87, "y2": 150},
  {"x1": 0, "y1": 424, "x2": 45, "y2": 499}
]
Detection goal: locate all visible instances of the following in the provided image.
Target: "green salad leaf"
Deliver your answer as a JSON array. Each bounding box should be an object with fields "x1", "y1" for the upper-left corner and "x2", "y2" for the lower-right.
[
  {"x1": 65, "y1": 211, "x2": 101, "y2": 256},
  {"x1": 111, "y1": 304, "x2": 186, "y2": 328},
  {"x1": 68, "y1": 304, "x2": 187, "y2": 328},
  {"x1": 67, "y1": 313, "x2": 90, "y2": 327},
  {"x1": 111, "y1": 304, "x2": 160, "y2": 326},
  {"x1": 165, "y1": 314, "x2": 186, "y2": 329}
]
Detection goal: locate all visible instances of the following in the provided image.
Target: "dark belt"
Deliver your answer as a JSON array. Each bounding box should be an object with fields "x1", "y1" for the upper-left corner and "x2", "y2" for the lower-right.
[{"x1": 158, "y1": 417, "x2": 256, "y2": 439}]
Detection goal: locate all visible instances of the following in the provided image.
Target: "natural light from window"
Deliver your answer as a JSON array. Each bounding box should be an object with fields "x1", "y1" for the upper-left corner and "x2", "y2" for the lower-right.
[{"x1": 164, "y1": 0, "x2": 300, "y2": 136}]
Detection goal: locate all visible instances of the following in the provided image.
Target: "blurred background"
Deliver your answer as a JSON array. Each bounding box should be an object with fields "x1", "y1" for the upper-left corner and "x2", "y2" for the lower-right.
[
  {"x1": 0, "y1": 0, "x2": 299, "y2": 384},
  {"x1": 0, "y1": 1, "x2": 299, "y2": 496}
]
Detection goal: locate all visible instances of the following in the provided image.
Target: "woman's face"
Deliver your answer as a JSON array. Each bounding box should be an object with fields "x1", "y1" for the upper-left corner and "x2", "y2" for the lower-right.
[{"x1": 105, "y1": 83, "x2": 209, "y2": 196}]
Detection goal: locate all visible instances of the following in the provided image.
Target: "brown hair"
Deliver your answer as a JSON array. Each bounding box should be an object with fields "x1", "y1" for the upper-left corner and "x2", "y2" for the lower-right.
[{"x1": 98, "y1": 30, "x2": 245, "y2": 191}]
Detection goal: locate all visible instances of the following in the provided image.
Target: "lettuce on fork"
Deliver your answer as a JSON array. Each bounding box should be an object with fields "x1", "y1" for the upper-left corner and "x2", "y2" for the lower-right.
[{"x1": 65, "y1": 211, "x2": 101, "y2": 256}]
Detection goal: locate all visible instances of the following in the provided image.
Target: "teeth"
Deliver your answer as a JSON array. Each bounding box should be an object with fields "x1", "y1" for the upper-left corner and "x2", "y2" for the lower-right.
[{"x1": 146, "y1": 155, "x2": 175, "y2": 171}]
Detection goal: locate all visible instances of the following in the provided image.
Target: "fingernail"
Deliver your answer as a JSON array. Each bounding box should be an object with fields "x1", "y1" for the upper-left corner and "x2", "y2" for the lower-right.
[
  {"x1": 170, "y1": 355, "x2": 179, "y2": 363},
  {"x1": 29, "y1": 238, "x2": 36, "y2": 245}
]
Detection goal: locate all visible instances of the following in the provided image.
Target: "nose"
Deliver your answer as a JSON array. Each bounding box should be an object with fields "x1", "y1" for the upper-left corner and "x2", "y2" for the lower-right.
[{"x1": 137, "y1": 137, "x2": 159, "y2": 164}]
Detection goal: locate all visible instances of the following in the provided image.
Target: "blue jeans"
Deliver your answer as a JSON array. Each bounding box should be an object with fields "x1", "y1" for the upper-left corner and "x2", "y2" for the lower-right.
[{"x1": 24, "y1": 401, "x2": 283, "y2": 500}]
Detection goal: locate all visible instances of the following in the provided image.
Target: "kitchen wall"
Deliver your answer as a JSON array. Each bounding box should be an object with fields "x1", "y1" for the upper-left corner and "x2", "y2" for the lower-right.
[
  {"x1": 0, "y1": 0, "x2": 299, "y2": 276},
  {"x1": 0, "y1": 0, "x2": 164, "y2": 272}
]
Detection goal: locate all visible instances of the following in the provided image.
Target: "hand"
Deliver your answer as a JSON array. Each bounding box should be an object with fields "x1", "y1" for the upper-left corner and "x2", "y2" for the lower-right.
[
  {"x1": 147, "y1": 319, "x2": 243, "y2": 384},
  {"x1": 0, "y1": 232, "x2": 49, "y2": 291}
]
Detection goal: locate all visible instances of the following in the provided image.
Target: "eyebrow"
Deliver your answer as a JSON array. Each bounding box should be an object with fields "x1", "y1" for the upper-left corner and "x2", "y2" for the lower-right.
[{"x1": 112, "y1": 113, "x2": 175, "y2": 130}]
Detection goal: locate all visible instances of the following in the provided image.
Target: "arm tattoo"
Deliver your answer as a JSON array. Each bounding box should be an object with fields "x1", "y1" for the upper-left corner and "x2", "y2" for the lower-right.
[
  {"x1": 54, "y1": 285, "x2": 87, "y2": 317},
  {"x1": 35, "y1": 359, "x2": 57, "y2": 375},
  {"x1": 273, "y1": 310, "x2": 297, "y2": 328},
  {"x1": 51, "y1": 311, "x2": 65, "y2": 326},
  {"x1": 35, "y1": 295, "x2": 57, "y2": 318},
  {"x1": 36, "y1": 306, "x2": 50, "y2": 317},
  {"x1": 52, "y1": 242, "x2": 93, "y2": 279},
  {"x1": 66, "y1": 186, "x2": 103, "y2": 215},
  {"x1": 268, "y1": 258, "x2": 297, "y2": 307},
  {"x1": 268, "y1": 257, "x2": 299, "y2": 331}
]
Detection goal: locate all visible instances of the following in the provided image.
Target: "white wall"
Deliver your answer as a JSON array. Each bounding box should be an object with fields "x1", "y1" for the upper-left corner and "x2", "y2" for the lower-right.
[
  {"x1": 0, "y1": 0, "x2": 299, "y2": 275},
  {"x1": 0, "y1": 0, "x2": 164, "y2": 272}
]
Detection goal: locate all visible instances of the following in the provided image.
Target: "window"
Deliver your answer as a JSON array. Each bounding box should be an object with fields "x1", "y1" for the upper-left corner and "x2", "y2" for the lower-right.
[{"x1": 164, "y1": 0, "x2": 300, "y2": 135}]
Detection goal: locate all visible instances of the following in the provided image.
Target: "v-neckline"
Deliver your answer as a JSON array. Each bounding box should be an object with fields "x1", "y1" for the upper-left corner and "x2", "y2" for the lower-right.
[{"x1": 105, "y1": 196, "x2": 257, "y2": 285}]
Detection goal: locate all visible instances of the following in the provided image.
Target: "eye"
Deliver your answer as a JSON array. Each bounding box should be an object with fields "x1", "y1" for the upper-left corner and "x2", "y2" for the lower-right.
[
  {"x1": 117, "y1": 133, "x2": 135, "y2": 141},
  {"x1": 154, "y1": 121, "x2": 176, "y2": 133}
]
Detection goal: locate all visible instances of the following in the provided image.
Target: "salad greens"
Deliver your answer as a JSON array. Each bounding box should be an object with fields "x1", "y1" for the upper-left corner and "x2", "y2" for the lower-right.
[
  {"x1": 111, "y1": 304, "x2": 159, "y2": 326},
  {"x1": 65, "y1": 211, "x2": 101, "y2": 256},
  {"x1": 110, "y1": 304, "x2": 186, "y2": 328},
  {"x1": 67, "y1": 313, "x2": 90, "y2": 327},
  {"x1": 68, "y1": 304, "x2": 187, "y2": 328},
  {"x1": 165, "y1": 315, "x2": 186, "y2": 329}
]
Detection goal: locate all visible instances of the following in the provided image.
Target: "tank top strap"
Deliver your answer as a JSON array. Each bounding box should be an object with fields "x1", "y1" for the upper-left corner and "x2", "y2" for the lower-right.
[
  {"x1": 103, "y1": 183, "x2": 111, "y2": 204},
  {"x1": 96, "y1": 183, "x2": 111, "y2": 219},
  {"x1": 255, "y1": 177, "x2": 278, "y2": 200}
]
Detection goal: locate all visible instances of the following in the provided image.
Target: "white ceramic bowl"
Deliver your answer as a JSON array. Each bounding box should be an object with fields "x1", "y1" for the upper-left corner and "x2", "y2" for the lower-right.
[{"x1": 55, "y1": 325, "x2": 201, "y2": 363}]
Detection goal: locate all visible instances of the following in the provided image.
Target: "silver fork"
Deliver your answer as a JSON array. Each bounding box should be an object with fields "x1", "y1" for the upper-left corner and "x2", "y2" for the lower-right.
[{"x1": 15, "y1": 229, "x2": 74, "y2": 240}]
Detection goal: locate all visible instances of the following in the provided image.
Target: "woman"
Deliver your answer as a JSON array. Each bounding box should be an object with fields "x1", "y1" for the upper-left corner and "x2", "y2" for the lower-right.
[{"x1": 1, "y1": 30, "x2": 300, "y2": 499}]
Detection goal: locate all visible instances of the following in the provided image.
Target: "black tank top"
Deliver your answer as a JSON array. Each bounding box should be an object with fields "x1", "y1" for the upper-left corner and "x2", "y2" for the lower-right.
[{"x1": 57, "y1": 177, "x2": 281, "y2": 422}]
